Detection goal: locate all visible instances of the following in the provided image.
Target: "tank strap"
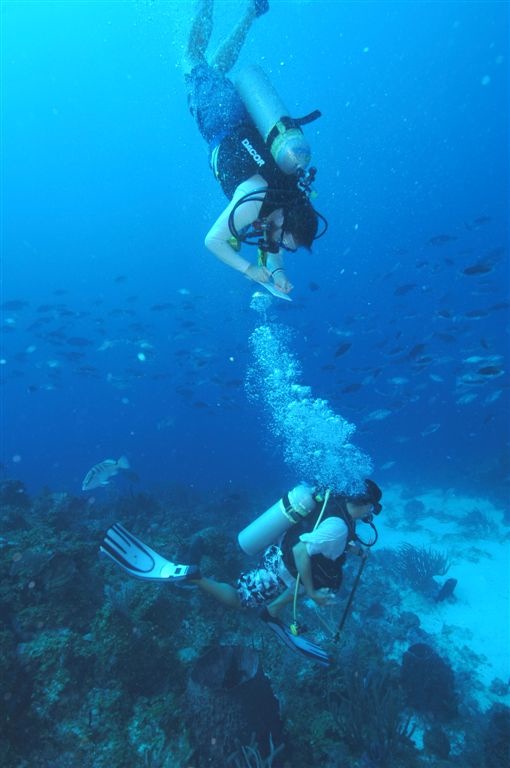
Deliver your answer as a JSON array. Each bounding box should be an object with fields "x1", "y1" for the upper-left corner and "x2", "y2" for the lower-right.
[
  {"x1": 281, "y1": 493, "x2": 305, "y2": 524},
  {"x1": 265, "y1": 111, "x2": 322, "y2": 150},
  {"x1": 266, "y1": 116, "x2": 302, "y2": 149},
  {"x1": 294, "y1": 109, "x2": 322, "y2": 126}
]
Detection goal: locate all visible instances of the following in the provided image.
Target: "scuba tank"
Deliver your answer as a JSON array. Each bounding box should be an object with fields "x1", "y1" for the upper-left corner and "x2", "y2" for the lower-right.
[
  {"x1": 234, "y1": 65, "x2": 319, "y2": 176},
  {"x1": 238, "y1": 484, "x2": 316, "y2": 556}
]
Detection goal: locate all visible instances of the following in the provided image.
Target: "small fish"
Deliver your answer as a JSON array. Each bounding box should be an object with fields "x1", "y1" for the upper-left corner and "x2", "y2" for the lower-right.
[
  {"x1": 408, "y1": 343, "x2": 427, "y2": 359},
  {"x1": 456, "y1": 392, "x2": 478, "y2": 406},
  {"x1": 478, "y1": 366, "x2": 503, "y2": 377},
  {"x1": 484, "y1": 389, "x2": 502, "y2": 405},
  {"x1": 82, "y1": 456, "x2": 130, "y2": 491},
  {"x1": 464, "y1": 309, "x2": 489, "y2": 319},
  {"x1": 308, "y1": 281, "x2": 320, "y2": 292},
  {"x1": 421, "y1": 423, "x2": 441, "y2": 437},
  {"x1": 427, "y1": 234, "x2": 457, "y2": 246},
  {"x1": 335, "y1": 342, "x2": 352, "y2": 357},
  {"x1": 1, "y1": 299, "x2": 29, "y2": 310},
  {"x1": 363, "y1": 408, "x2": 392, "y2": 422},
  {"x1": 341, "y1": 382, "x2": 362, "y2": 394},
  {"x1": 435, "y1": 578, "x2": 457, "y2": 602},
  {"x1": 462, "y1": 262, "x2": 493, "y2": 276},
  {"x1": 465, "y1": 216, "x2": 491, "y2": 230},
  {"x1": 394, "y1": 283, "x2": 418, "y2": 296},
  {"x1": 67, "y1": 337, "x2": 93, "y2": 347}
]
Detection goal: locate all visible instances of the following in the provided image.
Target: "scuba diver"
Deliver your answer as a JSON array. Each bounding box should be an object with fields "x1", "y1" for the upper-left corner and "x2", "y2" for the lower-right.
[
  {"x1": 100, "y1": 479, "x2": 382, "y2": 666},
  {"x1": 185, "y1": 0, "x2": 325, "y2": 298}
]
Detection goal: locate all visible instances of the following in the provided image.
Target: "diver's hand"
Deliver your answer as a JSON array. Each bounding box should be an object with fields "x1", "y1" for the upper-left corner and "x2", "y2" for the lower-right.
[
  {"x1": 308, "y1": 588, "x2": 335, "y2": 607},
  {"x1": 272, "y1": 270, "x2": 293, "y2": 294},
  {"x1": 244, "y1": 264, "x2": 271, "y2": 283},
  {"x1": 348, "y1": 542, "x2": 368, "y2": 559}
]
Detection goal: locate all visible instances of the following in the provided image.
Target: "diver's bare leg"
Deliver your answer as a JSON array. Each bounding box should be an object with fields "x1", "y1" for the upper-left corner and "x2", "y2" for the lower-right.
[
  {"x1": 210, "y1": 2, "x2": 257, "y2": 74},
  {"x1": 195, "y1": 577, "x2": 242, "y2": 609},
  {"x1": 267, "y1": 587, "x2": 295, "y2": 618},
  {"x1": 186, "y1": 0, "x2": 214, "y2": 69}
]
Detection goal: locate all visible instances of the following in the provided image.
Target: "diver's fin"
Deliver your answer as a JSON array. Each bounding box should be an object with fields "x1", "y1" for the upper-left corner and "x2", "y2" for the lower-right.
[
  {"x1": 259, "y1": 607, "x2": 330, "y2": 666},
  {"x1": 100, "y1": 523, "x2": 200, "y2": 582}
]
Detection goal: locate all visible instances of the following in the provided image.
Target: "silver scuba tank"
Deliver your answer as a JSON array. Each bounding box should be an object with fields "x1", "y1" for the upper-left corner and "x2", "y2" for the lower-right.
[
  {"x1": 234, "y1": 65, "x2": 312, "y2": 175},
  {"x1": 238, "y1": 484, "x2": 316, "y2": 556}
]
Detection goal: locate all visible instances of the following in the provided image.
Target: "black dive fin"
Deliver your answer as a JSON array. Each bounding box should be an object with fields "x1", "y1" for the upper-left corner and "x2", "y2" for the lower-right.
[{"x1": 100, "y1": 523, "x2": 199, "y2": 582}]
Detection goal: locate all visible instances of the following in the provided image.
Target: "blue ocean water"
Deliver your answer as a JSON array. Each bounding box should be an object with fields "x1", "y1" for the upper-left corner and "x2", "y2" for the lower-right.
[{"x1": 2, "y1": 0, "x2": 508, "y2": 502}]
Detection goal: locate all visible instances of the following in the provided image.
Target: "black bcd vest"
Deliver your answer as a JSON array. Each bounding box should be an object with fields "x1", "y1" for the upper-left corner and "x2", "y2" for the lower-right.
[{"x1": 280, "y1": 496, "x2": 356, "y2": 591}]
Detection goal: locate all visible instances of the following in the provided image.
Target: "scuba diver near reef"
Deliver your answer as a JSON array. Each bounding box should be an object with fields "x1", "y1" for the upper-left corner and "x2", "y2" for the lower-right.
[
  {"x1": 185, "y1": 0, "x2": 327, "y2": 298},
  {"x1": 101, "y1": 479, "x2": 382, "y2": 666}
]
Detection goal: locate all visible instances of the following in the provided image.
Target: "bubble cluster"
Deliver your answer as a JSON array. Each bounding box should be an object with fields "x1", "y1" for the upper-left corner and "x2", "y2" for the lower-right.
[{"x1": 247, "y1": 324, "x2": 373, "y2": 494}]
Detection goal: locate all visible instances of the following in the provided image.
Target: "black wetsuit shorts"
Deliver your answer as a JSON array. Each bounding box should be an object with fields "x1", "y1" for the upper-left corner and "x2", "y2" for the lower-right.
[{"x1": 213, "y1": 123, "x2": 299, "y2": 211}]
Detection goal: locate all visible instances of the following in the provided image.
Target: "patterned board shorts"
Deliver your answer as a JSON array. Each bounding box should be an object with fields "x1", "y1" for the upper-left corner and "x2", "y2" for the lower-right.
[{"x1": 236, "y1": 545, "x2": 287, "y2": 609}]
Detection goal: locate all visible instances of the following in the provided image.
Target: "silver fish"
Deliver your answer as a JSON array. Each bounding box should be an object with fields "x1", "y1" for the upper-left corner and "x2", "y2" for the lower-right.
[{"x1": 82, "y1": 456, "x2": 130, "y2": 491}]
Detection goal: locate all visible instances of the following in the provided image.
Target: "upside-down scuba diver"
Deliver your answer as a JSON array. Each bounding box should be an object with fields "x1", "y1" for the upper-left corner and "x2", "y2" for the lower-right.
[{"x1": 184, "y1": 0, "x2": 328, "y2": 299}]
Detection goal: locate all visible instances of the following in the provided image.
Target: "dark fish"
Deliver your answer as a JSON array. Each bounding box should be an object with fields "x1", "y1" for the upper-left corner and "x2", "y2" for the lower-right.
[
  {"x1": 341, "y1": 382, "x2": 362, "y2": 393},
  {"x1": 394, "y1": 283, "x2": 417, "y2": 296},
  {"x1": 1, "y1": 299, "x2": 29, "y2": 310},
  {"x1": 408, "y1": 343, "x2": 427, "y2": 359},
  {"x1": 76, "y1": 366, "x2": 100, "y2": 377},
  {"x1": 58, "y1": 351, "x2": 86, "y2": 361},
  {"x1": 412, "y1": 355, "x2": 433, "y2": 366},
  {"x1": 465, "y1": 216, "x2": 491, "y2": 230},
  {"x1": 308, "y1": 281, "x2": 320, "y2": 292},
  {"x1": 67, "y1": 337, "x2": 93, "y2": 347},
  {"x1": 114, "y1": 275, "x2": 127, "y2": 283},
  {"x1": 464, "y1": 309, "x2": 489, "y2": 318},
  {"x1": 427, "y1": 234, "x2": 457, "y2": 246},
  {"x1": 463, "y1": 262, "x2": 493, "y2": 276},
  {"x1": 478, "y1": 366, "x2": 503, "y2": 376},
  {"x1": 434, "y1": 332, "x2": 456, "y2": 343},
  {"x1": 108, "y1": 308, "x2": 136, "y2": 317},
  {"x1": 436, "y1": 309, "x2": 453, "y2": 318},
  {"x1": 151, "y1": 302, "x2": 174, "y2": 311},
  {"x1": 321, "y1": 364, "x2": 335, "y2": 372},
  {"x1": 435, "y1": 578, "x2": 457, "y2": 602},
  {"x1": 335, "y1": 342, "x2": 352, "y2": 357}
]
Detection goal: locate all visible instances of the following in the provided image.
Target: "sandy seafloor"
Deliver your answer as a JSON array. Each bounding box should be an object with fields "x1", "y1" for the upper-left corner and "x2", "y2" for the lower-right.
[{"x1": 375, "y1": 484, "x2": 510, "y2": 719}]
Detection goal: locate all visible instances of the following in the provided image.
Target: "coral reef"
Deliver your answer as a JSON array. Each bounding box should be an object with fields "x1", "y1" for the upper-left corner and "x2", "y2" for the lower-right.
[
  {"x1": 401, "y1": 643, "x2": 458, "y2": 719},
  {"x1": 390, "y1": 543, "x2": 451, "y2": 594},
  {"x1": 484, "y1": 704, "x2": 510, "y2": 768},
  {"x1": 0, "y1": 479, "x2": 506, "y2": 768},
  {"x1": 326, "y1": 657, "x2": 417, "y2": 768}
]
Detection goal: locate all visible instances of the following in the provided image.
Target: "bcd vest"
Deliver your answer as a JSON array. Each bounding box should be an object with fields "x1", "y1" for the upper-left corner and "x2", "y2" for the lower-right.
[{"x1": 280, "y1": 496, "x2": 356, "y2": 591}]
